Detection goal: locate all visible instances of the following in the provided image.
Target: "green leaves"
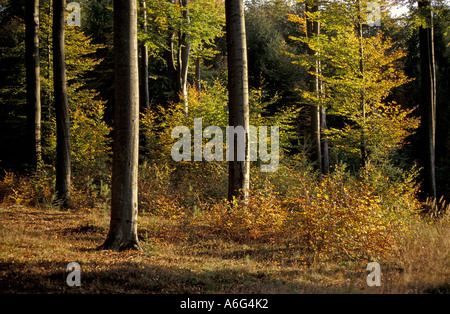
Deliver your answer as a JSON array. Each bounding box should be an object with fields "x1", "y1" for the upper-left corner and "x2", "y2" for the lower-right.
[
  {"x1": 289, "y1": 0, "x2": 418, "y2": 167},
  {"x1": 140, "y1": 0, "x2": 225, "y2": 58}
]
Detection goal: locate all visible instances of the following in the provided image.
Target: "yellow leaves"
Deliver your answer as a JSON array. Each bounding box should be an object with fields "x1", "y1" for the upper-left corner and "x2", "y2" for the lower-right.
[{"x1": 287, "y1": 13, "x2": 306, "y2": 33}]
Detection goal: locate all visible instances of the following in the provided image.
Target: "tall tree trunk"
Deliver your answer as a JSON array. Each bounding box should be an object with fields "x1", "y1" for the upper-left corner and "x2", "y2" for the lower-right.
[
  {"x1": 179, "y1": 0, "x2": 191, "y2": 115},
  {"x1": 318, "y1": 39, "x2": 329, "y2": 174},
  {"x1": 306, "y1": 0, "x2": 321, "y2": 174},
  {"x1": 48, "y1": 0, "x2": 52, "y2": 111},
  {"x1": 25, "y1": 0, "x2": 42, "y2": 169},
  {"x1": 139, "y1": 0, "x2": 150, "y2": 111},
  {"x1": 100, "y1": 0, "x2": 141, "y2": 251},
  {"x1": 357, "y1": 0, "x2": 367, "y2": 167},
  {"x1": 225, "y1": 0, "x2": 250, "y2": 201},
  {"x1": 53, "y1": 0, "x2": 71, "y2": 209},
  {"x1": 418, "y1": 0, "x2": 437, "y2": 199}
]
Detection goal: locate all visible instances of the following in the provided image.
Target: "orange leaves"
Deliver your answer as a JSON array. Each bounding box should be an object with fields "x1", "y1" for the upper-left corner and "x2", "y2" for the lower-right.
[
  {"x1": 182, "y1": 163, "x2": 418, "y2": 261},
  {"x1": 216, "y1": 190, "x2": 287, "y2": 242}
]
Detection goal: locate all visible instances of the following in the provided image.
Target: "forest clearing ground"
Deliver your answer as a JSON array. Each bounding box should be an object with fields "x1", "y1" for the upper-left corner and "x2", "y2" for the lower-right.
[{"x1": 0, "y1": 204, "x2": 448, "y2": 294}]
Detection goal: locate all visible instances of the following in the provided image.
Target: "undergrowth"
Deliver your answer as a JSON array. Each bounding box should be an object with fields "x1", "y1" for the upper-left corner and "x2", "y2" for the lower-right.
[{"x1": 0, "y1": 155, "x2": 426, "y2": 263}]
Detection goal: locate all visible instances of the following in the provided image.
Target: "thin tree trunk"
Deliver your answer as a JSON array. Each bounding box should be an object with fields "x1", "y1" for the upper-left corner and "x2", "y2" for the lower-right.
[
  {"x1": 100, "y1": 0, "x2": 141, "y2": 251},
  {"x1": 225, "y1": 0, "x2": 250, "y2": 201},
  {"x1": 53, "y1": 0, "x2": 71, "y2": 209},
  {"x1": 139, "y1": 0, "x2": 150, "y2": 111},
  {"x1": 317, "y1": 31, "x2": 329, "y2": 175},
  {"x1": 357, "y1": 0, "x2": 367, "y2": 167},
  {"x1": 25, "y1": 0, "x2": 41, "y2": 169},
  {"x1": 179, "y1": 0, "x2": 191, "y2": 115},
  {"x1": 418, "y1": 0, "x2": 437, "y2": 199},
  {"x1": 306, "y1": 0, "x2": 321, "y2": 174},
  {"x1": 48, "y1": 0, "x2": 52, "y2": 112},
  {"x1": 321, "y1": 106, "x2": 329, "y2": 175}
]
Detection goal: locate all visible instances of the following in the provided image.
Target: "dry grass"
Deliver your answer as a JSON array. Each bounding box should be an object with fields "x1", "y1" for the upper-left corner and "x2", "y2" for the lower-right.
[
  {"x1": 388, "y1": 213, "x2": 450, "y2": 293},
  {"x1": 0, "y1": 204, "x2": 448, "y2": 294}
]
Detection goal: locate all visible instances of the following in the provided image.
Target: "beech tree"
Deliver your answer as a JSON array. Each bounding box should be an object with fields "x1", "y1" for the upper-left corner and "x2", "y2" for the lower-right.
[
  {"x1": 53, "y1": 0, "x2": 71, "y2": 208},
  {"x1": 289, "y1": 0, "x2": 419, "y2": 169},
  {"x1": 418, "y1": 0, "x2": 437, "y2": 199},
  {"x1": 357, "y1": 0, "x2": 367, "y2": 167},
  {"x1": 139, "y1": 0, "x2": 150, "y2": 111},
  {"x1": 305, "y1": 0, "x2": 323, "y2": 174},
  {"x1": 100, "y1": 0, "x2": 141, "y2": 250},
  {"x1": 25, "y1": 0, "x2": 42, "y2": 169},
  {"x1": 225, "y1": 0, "x2": 250, "y2": 201}
]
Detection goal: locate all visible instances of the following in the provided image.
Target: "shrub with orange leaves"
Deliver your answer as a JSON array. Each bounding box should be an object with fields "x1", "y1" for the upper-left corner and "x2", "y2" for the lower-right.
[
  {"x1": 192, "y1": 160, "x2": 420, "y2": 261},
  {"x1": 283, "y1": 171, "x2": 412, "y2": 260},
  {"x1": 0, "y1": 168, "x2": 56, "y2": 208},
  {"x1": 204, "y1": 188, "x2": 287, "y2": 242}
]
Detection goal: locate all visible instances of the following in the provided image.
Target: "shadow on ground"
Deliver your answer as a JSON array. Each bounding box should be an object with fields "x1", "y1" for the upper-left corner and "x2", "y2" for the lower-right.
[{"x1": 0, "y1": 259, "x2": 361, "y2": 294}]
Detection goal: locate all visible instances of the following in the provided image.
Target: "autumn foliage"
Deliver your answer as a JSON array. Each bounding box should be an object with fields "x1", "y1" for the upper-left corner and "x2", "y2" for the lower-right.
[
  {"x1": 1, "y1": 2, "x2": 450, "y2": 296},
  {"x1": 129, "y1": 158, "x2": 419, "y2": 261}
]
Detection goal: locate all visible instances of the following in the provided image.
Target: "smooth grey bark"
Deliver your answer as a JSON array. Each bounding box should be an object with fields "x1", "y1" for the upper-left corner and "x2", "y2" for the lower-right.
[
  {"x1": 25, "y1": 0, "x2": 42, "y2": 169},
  {"x1": 53, "y1": 0, "x2": 71, "y2": 208},
  {"x1": 418, "y1": 0, "x2": 437, "y2": 199},
  {"x1": 100, "y1": 0, "x2": 141, "y2": 251},
  {"x1": 225, "y1": 0, "x2": 250, "y2": 201}
]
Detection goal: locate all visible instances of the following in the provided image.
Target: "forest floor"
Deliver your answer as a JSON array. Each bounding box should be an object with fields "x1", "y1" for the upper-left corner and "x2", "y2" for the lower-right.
[{"x1": 0, "y1": 204, "x2": 449, "y2": 294}]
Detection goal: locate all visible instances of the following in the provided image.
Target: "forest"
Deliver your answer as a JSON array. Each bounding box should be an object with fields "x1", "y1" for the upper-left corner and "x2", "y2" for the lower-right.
[{"x1": 0, "y1": 0, "x2": 449, "y2": 295}]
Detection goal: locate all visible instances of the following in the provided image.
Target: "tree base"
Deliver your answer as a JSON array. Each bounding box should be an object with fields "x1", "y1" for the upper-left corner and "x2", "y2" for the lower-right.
[{"x1": 98, "y1": 235, "x2": 141, "y2": 251}]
